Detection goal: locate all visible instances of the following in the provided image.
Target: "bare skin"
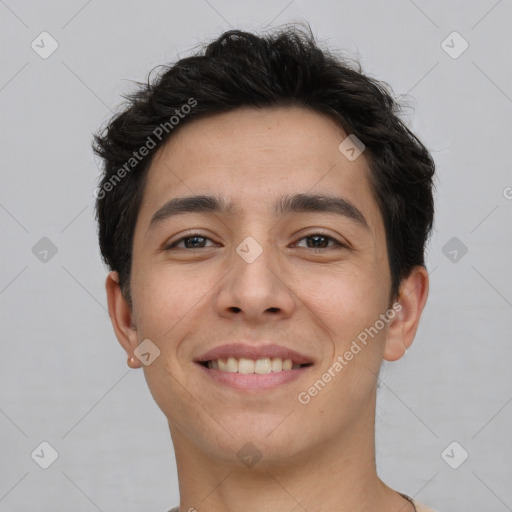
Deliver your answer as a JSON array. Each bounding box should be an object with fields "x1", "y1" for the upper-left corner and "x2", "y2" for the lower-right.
[{"x1": 106, "y1": 106, "x2": 428, "y2": 512}]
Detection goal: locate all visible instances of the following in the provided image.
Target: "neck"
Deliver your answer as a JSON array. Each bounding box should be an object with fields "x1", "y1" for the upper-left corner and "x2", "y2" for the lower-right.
[{"x1": 168, "y1": 395, "x2": 413, "y2": 512}]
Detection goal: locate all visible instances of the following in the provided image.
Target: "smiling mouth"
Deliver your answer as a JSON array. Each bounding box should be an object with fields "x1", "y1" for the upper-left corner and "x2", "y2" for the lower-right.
[{"x1": 199, "y1": 357, "x2": 313, "y2": 374}]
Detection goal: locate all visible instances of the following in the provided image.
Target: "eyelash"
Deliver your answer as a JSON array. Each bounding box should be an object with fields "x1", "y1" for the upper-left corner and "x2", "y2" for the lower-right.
[{"x1": 166, "y1": 232, "x2": 345, "y2": 250}]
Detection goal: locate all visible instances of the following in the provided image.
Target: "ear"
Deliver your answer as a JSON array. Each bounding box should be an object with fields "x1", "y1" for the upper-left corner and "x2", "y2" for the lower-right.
[
  {"x1": 105, "y1": 271, "x2": 141, "y2": 368},
  {"x1": 383, "y1": 265, "x2": 429, "y2": 362}
]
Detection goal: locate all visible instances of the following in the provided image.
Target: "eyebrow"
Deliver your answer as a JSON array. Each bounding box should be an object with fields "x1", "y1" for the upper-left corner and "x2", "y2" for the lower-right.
[{"x1": 148, "y1": 193, "x2": 369, "y2": 232}]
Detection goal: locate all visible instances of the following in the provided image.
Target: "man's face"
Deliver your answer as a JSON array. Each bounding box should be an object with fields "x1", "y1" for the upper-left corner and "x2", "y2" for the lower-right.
[{"x1": 126, "y1": 106, "x2": 395, "y2": 462}]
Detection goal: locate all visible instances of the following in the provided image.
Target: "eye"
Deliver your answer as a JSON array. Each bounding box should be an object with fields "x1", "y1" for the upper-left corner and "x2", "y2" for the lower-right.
[
  {"x1": 166, "y1": 233, "x2": 216, "y2": 249},
  {"x1": 164, "y1": 232, "x2": 345, "y2": 251},
  {"x1": 294, "y1": 233, "x2": 345, "y2": 250}
]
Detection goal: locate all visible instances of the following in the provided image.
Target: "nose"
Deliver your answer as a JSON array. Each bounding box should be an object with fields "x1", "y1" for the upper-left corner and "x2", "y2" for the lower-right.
[{"x1": 214, "y1": 239, "x2": 296, "y2": 323}]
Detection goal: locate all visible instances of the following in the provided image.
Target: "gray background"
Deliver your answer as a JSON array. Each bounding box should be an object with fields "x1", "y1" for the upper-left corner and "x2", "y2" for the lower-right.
[{"x1": 1, "y1": 1, "x2": 511, "y2": 511}]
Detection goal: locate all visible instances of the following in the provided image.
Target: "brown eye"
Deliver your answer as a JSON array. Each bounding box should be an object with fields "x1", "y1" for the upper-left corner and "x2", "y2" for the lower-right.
[
  {"x1": 167, "y1": 234, "x2": 215, "y2": 249},
  {"x1": 294, "y1": 234, "x2": 344, "y2": 250}
]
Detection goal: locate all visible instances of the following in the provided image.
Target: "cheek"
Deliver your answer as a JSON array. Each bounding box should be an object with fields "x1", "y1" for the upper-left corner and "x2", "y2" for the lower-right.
[
  {"x1": 297, "y1": 263, "x2": 390, "y2": 360},
  {"x1": 131, "y1": 263, "x2": 208, "y2": 338},
  {"x1": 303, "y1": 262, "x2": 385, "y2": 318}
]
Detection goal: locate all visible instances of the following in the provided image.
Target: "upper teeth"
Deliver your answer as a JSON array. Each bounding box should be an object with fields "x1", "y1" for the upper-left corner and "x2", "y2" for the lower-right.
[{"x1": 207, "y1": 357, "x2": 301, "y2": 373}]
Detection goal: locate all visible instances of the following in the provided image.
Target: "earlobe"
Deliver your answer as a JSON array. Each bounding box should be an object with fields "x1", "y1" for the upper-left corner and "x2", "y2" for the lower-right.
[
  {"x1": 105, "y1": 271, "x2": 142, "y2": 368},
  {"x1": 383, "y1": 266, "x2": 429, "y2": 362}
]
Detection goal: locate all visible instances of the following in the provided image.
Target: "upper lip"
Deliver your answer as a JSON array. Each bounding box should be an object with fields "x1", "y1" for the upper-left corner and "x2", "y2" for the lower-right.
[{"x1": 195, "y1": 343, "x2": 315, "y2": 366}]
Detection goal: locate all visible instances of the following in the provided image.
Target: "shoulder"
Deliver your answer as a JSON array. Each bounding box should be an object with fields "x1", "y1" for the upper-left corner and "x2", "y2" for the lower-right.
[{"x1": 413, "y1": 499, "x2": 441, "y2": 512}]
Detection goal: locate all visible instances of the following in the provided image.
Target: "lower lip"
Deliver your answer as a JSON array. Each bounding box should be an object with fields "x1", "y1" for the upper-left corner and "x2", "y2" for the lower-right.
[{"x1": 195, "y1": 363, "x2": 311, "y2": 391}]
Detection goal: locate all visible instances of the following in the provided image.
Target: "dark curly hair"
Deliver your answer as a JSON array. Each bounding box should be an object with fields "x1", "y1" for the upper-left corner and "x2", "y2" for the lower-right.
[{"x1": 92, "y1": 22, "x2": 436, "y2": 305}]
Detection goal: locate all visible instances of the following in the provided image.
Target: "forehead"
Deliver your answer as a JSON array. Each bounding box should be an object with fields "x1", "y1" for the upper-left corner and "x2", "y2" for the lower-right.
[{"x1": 137, "y1": 106, "x2": 383, "y2": 234}]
